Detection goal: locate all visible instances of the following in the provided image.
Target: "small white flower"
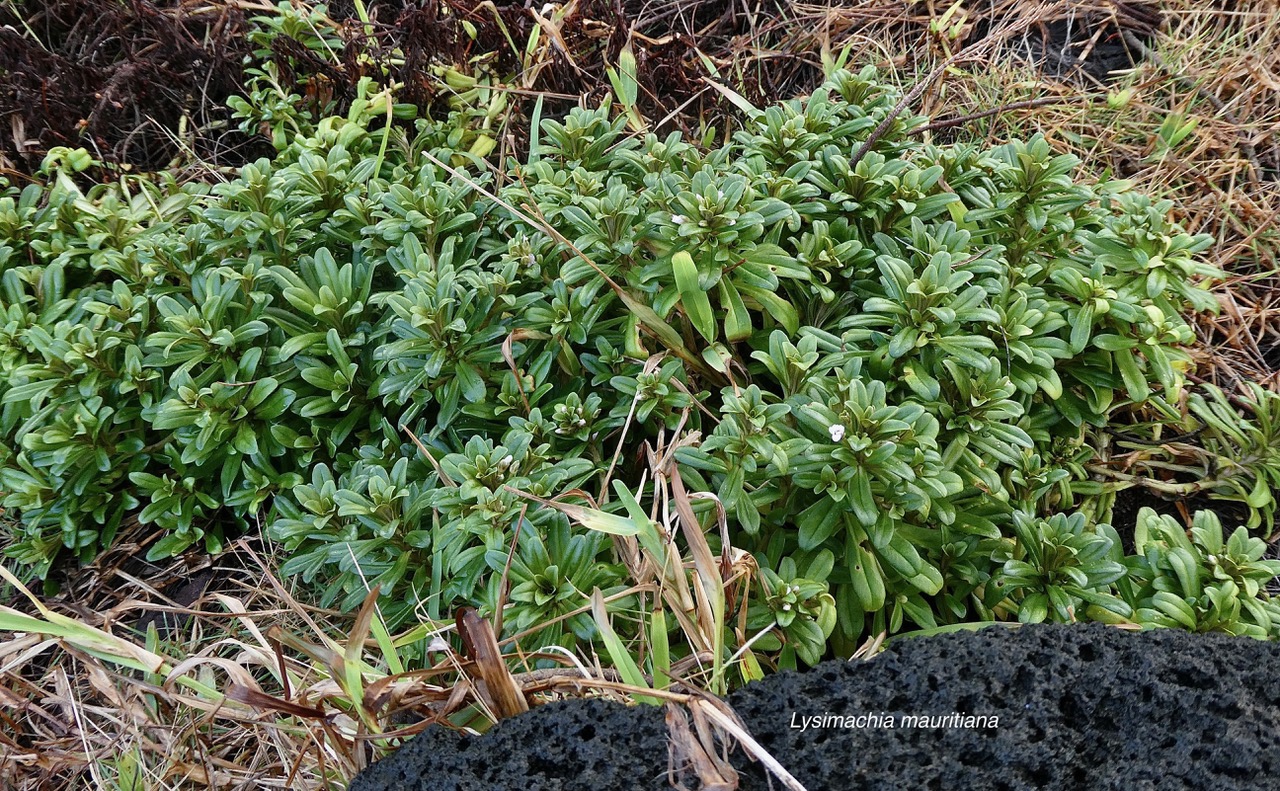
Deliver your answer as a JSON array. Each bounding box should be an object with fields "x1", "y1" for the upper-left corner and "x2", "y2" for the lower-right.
[
  {"x1": 828, "y1": 423, "x2": 847, "y2": 443},
  {"x1": 782, "y1": 603, "x2": 792, "y2": 611},
  {"x1": 671, "y1": 214, "x2": 687, "y2": 224}
]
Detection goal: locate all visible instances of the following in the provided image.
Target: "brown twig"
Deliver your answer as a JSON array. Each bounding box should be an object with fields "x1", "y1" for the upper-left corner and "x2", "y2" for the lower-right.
[{"x1": 913, "y1": 94, "x2": 1089, "y2": 133}]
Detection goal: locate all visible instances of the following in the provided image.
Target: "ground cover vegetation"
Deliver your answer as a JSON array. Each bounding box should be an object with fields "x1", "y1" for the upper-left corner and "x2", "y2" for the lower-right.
[{"x1": 1, "y1": 1, "x2": 1279, "y2": 789}]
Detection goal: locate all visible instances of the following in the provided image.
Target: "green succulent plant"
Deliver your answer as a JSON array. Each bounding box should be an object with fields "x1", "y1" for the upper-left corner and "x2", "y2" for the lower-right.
[
  {"x1": 988, "y1": 512, "x2": 1131, "y2": 624},
  {"x1": 747, "y1": 552, "x2": 838, "y2": 669},
  {"x1": 1126, "y1": 508, "x2": 1280, "y2": 638},
  {"x1": 0, "y1": 63, "x2": 1248, "y2": 671}
]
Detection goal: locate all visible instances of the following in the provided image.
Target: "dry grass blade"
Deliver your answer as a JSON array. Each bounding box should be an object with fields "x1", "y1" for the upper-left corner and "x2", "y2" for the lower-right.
[
  {"x1": 666, "y1": 702, "x2": 738, "y2": 791},
  {"x1": 456, "y1": 607, "x2": 528, "y2": 719},
  {"x1": 504, "y1": 485, "x2": 643, "y2": 536},
  {"x1": 668, "y1": 472, "x2": 724, "y2": 599},
  {"x1": 690, "y1": 698, "x2": 809, "y2": 791},
  {"x1": 0, "y1": 545, "x2": 486, "y2": 790},
  {"x1": 666, "y1": 470, "x2": 728, "y2": 689},
  {"x1": 225, "y1": 684, "x2": 328, "y2": 719},
  {"x1": 343, "y1": 583, "x2": 385, "y2": 726},
  {"x1": 501, "y1": 328, "x2": 552, "y2": 412}
]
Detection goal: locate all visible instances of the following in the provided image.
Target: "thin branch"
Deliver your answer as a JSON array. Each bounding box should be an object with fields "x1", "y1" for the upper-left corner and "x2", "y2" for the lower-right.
[{"x1": 913, "y1": 95, "x2": 1089, "y2": 134}]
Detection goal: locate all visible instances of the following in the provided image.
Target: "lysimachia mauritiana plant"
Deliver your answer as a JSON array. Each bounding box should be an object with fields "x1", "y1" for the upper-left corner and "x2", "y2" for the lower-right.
[
  {"x1": 1121, "y1": 508, "x2": 1280, "y2": 638},
  {"x1": 1107, "y1": 382, "x2": 1280, "y2": 533},
  {"x1": 1, "y1": 65, "x2": 1262, "y2": 671},
  {"x1": 987, "y1": 512, "x2": 1130, "y2": 624}
]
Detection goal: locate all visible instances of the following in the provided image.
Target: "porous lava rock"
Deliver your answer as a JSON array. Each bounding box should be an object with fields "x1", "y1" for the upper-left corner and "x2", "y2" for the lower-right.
[{"x1": 350, "y1": 624, "x2": 1280, "y2": 791}]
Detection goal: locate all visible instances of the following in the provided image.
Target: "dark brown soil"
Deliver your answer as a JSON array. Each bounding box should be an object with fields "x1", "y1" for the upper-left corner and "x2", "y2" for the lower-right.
[
  {"x1": 1110, "y1": 485, "x2": 1175, "y2": 553},
  {"x1": 0, "y1": 0, "x2": 272, "y2": 175},
  {"x1": 1007, "y1": 2, "x2": 1160, "y2": 83},
  {"x1": 0, "y1": 0, "x2": 796, "y2": 177},
  {"x1": 3, "y1": 0, "x2": 1150, "y2": 181},
  {"x1": 1109, "y1": 485, "x2": 1253, "y2": 554}
]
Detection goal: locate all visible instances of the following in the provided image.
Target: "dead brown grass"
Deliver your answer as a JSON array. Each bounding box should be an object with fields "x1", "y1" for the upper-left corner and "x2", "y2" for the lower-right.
[{"x1": 0, "y1": 540, "x2": 438, "y2": 790}]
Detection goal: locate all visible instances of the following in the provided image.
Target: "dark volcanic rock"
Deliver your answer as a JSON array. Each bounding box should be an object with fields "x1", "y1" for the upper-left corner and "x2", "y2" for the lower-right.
[
  {"x1": 350, "y1": 624, "x2": 1280, "y2": 791},
  {"x1": 350, "y1": 698, "x2": 675, "y2": 791}
]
